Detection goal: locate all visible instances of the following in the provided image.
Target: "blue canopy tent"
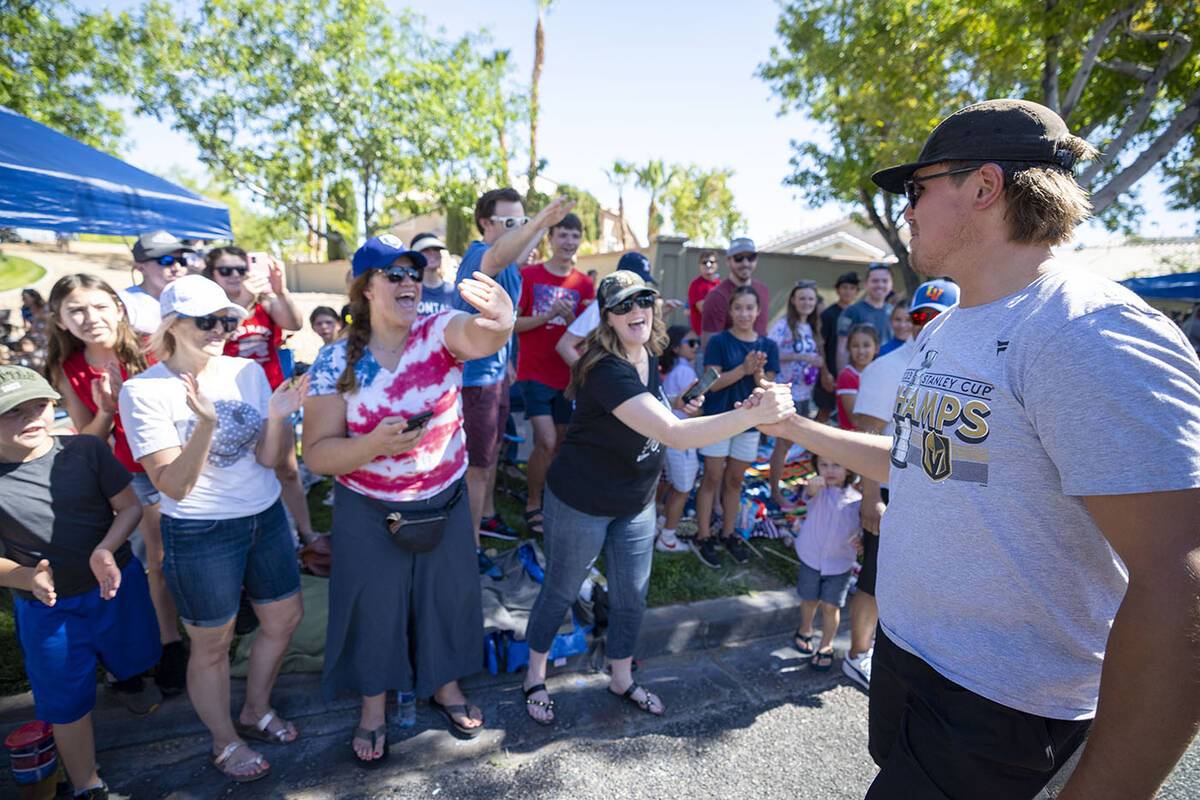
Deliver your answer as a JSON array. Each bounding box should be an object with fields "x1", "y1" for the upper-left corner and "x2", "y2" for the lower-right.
[
  {"x1": 1119, "y1": 272, "x2": 1200, "y2": 303},
  {"x1": 0, "y1": 106, "x2": 232, "y2": 239}
]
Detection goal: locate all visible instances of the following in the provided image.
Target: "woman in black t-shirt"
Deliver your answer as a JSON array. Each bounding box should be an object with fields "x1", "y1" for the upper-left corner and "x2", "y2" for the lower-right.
[{"x1": 521, "y1": 271, "x2": 792, "y2": 724}]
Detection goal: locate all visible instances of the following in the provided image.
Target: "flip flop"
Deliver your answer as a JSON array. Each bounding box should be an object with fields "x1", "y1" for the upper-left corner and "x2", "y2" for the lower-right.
[
  {"x1": 351, "y1": 724, "x2": 389, "y2": 768},
  {"x1": 811, "y1": 648, "x2": 834, "y2": 671},
  {"x1": 523, "y1": 508, "x2": 545, "y2": 536},
  {"x1": 212, "y1": 740, "x2": 270, "y2": 783},
  {"x1": 793, "y1": 630, "x2": 815, "y2": 656},
  {"x1": 428, "y1": 697, "x2": 484, "y2": 738},
  {"x1": 523, "y1": 682, "x2": 555, "y2": 726},
  {"x1": 612, "y1": 682, "x2": 664, "y2": 715}
]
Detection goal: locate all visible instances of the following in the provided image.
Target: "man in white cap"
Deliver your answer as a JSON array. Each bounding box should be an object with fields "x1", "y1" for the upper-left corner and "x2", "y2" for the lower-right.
[
  {"x1": 411, "y1": 232, "x2": 454, "y2": 316},
  {"x1": 756, "y1": 99, "x2": 1200, "y2": 799}
]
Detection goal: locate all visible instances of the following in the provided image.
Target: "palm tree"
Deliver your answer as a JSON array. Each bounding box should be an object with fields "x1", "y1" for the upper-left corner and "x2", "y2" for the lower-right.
[
  {"x1": 527, "y1": 0, "x2": 556, "y2": 203},
  {"x1": 605, "y1": 159, "x2": 633, "y2": 249},
  {"x1": 634, "y1": 159, "x2": 677, "y2": 242}
]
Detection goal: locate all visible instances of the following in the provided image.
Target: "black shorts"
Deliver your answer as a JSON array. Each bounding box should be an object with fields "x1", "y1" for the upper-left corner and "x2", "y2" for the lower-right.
[
  {"x1": 866, "y1": 628, "x2": 1090, "y2": 799},
  {"x1": 812, "y1": 381, "x2": 836, "y2": 411},
  {"x1": 857, "y1": 486, "x2": 887, "y2": 596}
]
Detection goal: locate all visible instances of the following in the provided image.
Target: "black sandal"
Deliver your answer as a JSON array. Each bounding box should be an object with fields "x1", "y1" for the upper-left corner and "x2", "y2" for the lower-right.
[
  {"x1": 793, "y1": 630, "x2": 815, "y2": 656},
  {"x1": 811, "y1": 648, "x2": 834, "y2": 671},
  {"x1": 428, "y1": 698, "x2": 484, "y2": 739},
  {"x1": 613, "y1": 682, "x2": 664, "y2": 715},
  {"x1": 523, "y1": 682, "x2": 555, "y2": 726},
  {"x1": 351, "y1": 724, "x2": 389, "y2": 768},
  {"x1": 523, "y1": 508, "x2": 545, "y2": 536}
]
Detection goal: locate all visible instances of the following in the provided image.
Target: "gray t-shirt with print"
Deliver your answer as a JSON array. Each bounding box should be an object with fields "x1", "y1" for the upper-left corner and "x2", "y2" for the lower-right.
[{"x1": 878, "y1": 268, "x2": 1200, "y2": 720}]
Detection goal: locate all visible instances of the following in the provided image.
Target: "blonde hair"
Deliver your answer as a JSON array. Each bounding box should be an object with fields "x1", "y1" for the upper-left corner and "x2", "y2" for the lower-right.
[
  {"x1": 566, "y1": 301, "x2": 667, "y2": 400},
  {"x1": 147, "y1": 312, "x2": 182, "y2": 361}
]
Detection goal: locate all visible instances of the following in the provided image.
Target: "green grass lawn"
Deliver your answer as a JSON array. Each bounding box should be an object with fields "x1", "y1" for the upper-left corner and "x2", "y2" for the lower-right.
[{"x1": 0, "y1": 254, "x2": 46, "y2": 294}]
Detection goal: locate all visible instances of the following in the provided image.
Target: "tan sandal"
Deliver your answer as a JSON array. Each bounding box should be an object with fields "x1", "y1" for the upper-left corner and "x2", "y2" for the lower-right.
[{"x1": 212, "y1": 740, "x2": 270, "y2": 783}]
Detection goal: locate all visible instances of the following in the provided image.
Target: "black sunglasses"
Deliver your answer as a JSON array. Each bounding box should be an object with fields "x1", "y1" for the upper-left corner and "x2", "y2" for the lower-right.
[
  {"x1": 700, "y1": 259, "x2": 717, "y2": 266},
  {"x1": 190, "y1": 315, "x2": 240, "y2": 333},
  {"x1": 682, "y1": 338, "x2": 700, "y2": 346},
  {"x1": 384, "y1": 265, "x2": 423, "y2": 283},
  {"x1": 155, "y1": 255, "x2": 189, "y2": 267},
  {"x1": 214, "y1": 265, "x2": 248, "y2": 277},
  {"x1": 903, "y1": 166, "x2": 982, "y2": 208},
  {"x1": 607, "y1": 294, "x2": 657, "y2": 315},
  {"x1": 731, "y1": 253, "x2": 757, "y2": 264}
]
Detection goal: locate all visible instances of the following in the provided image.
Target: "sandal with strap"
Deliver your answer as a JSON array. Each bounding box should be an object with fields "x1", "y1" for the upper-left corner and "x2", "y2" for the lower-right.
[
  {"x1": 234, "y1": 709, "x2": 298, "y2": 744},
  {"x1": 793, "y1": 630, "x2": 815, "y2": 657},
  {"x1": 523, "y1": 508, "x2": 545, "y2": 536},
  {"x1": 429, "y1": 697, "x2": 484, "y2": 739},
  {"x1": 351, "y1": 724, "x2": 389, "y2": 767},
  {"x1": 811, "y1": 648, "x2": 834, "y2": 671},
  {"x1": 612, "y1": 682, "x2": 664, "y2": 716},
  {"x1": 523, "y1": 682, "x2": 555, "y2": 726},
  {"x1": 212, "y1": 740, "x2": 270, "y2": 783}
]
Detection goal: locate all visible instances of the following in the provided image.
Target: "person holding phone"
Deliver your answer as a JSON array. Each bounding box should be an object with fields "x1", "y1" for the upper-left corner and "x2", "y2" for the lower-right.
[
  {"x1": 301, "y1": 235, "x2": 515, "y2": 765},
  {"x1": 519, "y1": 271, "x2": 792, "y2": 725}
]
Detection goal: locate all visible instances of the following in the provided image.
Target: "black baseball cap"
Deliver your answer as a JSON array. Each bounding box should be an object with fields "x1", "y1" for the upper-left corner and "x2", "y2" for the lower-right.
[
  {"x1": 871, "y1": 99, "x2": 1078, "y2": 194},
  {"x1": 835, "y1": 271, "x2": 860, "y2": 287},
  {"x1": 132, "y1": 230, "x2": 195, "y2": 262}
]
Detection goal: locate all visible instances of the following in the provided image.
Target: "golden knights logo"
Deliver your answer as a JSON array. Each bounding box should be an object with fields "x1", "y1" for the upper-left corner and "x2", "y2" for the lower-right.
[{"x1": 922, "y1": 429, "x2": 952, "y2": 481}]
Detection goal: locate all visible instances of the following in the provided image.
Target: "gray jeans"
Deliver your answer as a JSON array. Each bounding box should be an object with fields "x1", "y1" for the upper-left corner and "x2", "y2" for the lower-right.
[{"x1": 525, "y1": 485, "x2": 656, "y2": 660}]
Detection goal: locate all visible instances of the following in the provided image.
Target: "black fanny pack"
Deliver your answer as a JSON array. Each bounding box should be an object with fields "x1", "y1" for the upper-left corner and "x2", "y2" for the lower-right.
[{"x1": 363, "y1": 481, "x2": 466, "y2": 553}]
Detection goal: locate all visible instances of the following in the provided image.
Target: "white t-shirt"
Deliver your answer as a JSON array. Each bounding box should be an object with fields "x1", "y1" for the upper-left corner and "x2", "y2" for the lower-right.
[
  {"x1": 854, "y1": 338, "x2": 916, "y2": 436},
  {"x1": 119, "y1": 356, "x2": 280, "y2": 519},
  {"x1": 661, "y1": 359, "x2": 698, "y2": 421},
  {"x1": 880, "y1": 268, "x2": 1200, "y2": 720},
  {"x1": 117, "y1": 285, "x2": 163, "y2": 336}
]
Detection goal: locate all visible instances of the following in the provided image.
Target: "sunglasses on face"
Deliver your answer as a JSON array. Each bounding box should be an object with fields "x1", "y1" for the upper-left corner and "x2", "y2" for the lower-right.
[
  {"x1": 214, "y1": 265, "x2": 248, "y2": 277},
  {"x1": 190, "y1": 315, "x2": 240, "y2": 333},
  {"x1": 682, "y1": 338, "x2": 700, "y2": 346},
  {"x1": 608, "y1": 294, "x2": 657, "y2": 315},
  {"x1": 700, "y1": 259, "x2": 717, "y2": 266},
  {"x1": 155, "y1": 255, "x2": 189, "y2": 267},
  {"x1": 903, "y1": 166, "x2": 982, "y2": 208},
  {"x1": 731, "y1": 253, "x2": 757, "y2": 264},
  {"x1": 909, "y1": 308, "x2": 942, "y2": 326},
  {"x1": 384, "y1": 265, "x2": 423, "y2": 283},
  {"x1": 490, "y1": 215, "x2": 529, "y2": 230}
]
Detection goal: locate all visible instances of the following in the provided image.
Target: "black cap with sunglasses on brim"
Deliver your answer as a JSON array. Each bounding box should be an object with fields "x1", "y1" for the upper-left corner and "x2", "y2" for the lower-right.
[
  {"x1": 132, "y1": 230, "x2": 195, "y2": 262},
  {"x1": 870, "y1": 99, "x2": 1078, "y2": 196},
  {"x1": 597, "y1": 270, "x2": 660, "y2": 313}
]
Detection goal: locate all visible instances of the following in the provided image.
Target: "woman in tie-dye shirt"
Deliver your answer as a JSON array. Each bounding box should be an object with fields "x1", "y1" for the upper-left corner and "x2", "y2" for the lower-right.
[{"x1": 302, "y1": 235, "x2": 514, "y2": 765}]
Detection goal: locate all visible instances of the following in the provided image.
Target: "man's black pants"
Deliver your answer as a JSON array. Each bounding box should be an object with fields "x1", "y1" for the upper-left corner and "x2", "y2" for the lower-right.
[{"x1": 866, "y1": 627, "x2": 1091, "y2": 799}]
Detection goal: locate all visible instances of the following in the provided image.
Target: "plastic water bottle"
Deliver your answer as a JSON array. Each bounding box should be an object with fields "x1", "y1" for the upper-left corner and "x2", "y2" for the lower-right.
[{"x1": 398, "y1": 692, "x2": 416, "y2": 727}]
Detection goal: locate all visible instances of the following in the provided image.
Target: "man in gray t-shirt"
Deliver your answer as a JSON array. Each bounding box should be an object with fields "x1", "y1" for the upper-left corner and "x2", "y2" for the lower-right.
[{"x1": 760, "y1": 100, "x2": 1200, "y2": 799}]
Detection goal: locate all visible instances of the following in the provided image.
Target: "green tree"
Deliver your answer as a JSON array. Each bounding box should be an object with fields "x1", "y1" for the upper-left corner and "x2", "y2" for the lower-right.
[
  {"x1": 0, "y1": 0, "x2": 131, "y2": 151},
  {"x1": 166, "y1": 168, "x2": 304, "y2": 254},
  {"x1": 129, "y1": 0, "x2": 516, "y2": 258},
  {"x1": 760, "y1": 0, "x2": 1200, "y2": 292},
  {"x1": 663, "y1": 165, "x2": 746, "y2": 247},
  {"x1": 605, "y1": 159, "x2": 634, "y2": 249},
  {"x1": 634, "y1": 159, "x2": 678, "y2": 242},
  {"x1": 527, "y1": 0, "x2": 557, "y2": 205}
]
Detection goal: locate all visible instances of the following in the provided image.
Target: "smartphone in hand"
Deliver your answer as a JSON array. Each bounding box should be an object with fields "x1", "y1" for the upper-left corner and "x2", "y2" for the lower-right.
[
  {"x1": 402, "y1": 410, "x2": 434, "y2": 432},
  {"x1": 681, "y1": 366, "x2": 720, "y2": 404}
]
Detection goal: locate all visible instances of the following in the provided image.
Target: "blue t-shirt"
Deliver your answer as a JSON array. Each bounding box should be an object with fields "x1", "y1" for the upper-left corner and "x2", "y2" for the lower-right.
[
  {"x1": 702, "y1": 331, "x2": 780, "y2": 415},
  {"x1": 877, "y1": 337, "x2": 906, "y2": 358},
  {"x1": 453, "y1": 240, "x2": 522, "y2": 387},
  {"x1": 418, "y1": 282, "x2": 456, "y2": 317}
]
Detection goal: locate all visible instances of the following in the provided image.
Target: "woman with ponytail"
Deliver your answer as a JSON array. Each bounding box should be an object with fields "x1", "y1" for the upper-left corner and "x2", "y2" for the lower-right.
[{"x1": 301, "y1": 235, "x2": 514, "y2": 765}]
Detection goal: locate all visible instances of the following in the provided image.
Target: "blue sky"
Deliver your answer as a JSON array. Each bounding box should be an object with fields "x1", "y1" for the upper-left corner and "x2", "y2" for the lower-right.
[{"x1": 90, "y1": 0, "x2": 1197, "y2": 246}]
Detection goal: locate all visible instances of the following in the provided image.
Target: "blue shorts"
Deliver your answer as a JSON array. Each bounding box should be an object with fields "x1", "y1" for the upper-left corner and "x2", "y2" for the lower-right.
[
  {"x1": 161, "y1": 499, "x2": 301, "y2": 628},
  {"x1": 796, "y1": 562, "x2": 853, "y2": 607},
  {"x1": 129, "y1": 472, "x2": 161, "y2": 506},
  {"x1": 14, "y1": 559, "x2": 161, "y2": 724},
  {"x1": 519, "y1": 380, "x2": 572, "y2": 424}
]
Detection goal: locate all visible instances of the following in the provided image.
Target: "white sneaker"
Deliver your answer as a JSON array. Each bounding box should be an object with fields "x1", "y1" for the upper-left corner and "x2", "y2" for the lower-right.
[
  {"x1": 655, "y1": 532, "x2": 688, "y2": 553},
  {"x1": 842, "y1": 648, "x2": 872, "y2": 689}
]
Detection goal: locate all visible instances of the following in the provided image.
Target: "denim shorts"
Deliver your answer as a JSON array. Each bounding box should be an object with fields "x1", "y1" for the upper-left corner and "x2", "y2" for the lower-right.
[
  {"x1": 160, "y1": 499, "x2": 300, "y2": 627},
  {"x1": 130, "y1": 472, "x2": 161, "y2": 506},
  {"x1": 14, "y1": 559, "x2": 161, "y2": 724},
  {"x1": 519, "y1": 379, "x2": 573, "y2": 424},
  {"x1": 796, "y1": 561, "x2": 853, "y2": 607}
]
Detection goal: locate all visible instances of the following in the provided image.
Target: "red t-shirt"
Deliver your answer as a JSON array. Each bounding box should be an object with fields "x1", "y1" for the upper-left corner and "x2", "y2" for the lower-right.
[
  {"x1": 223, "y1": 303, "x2": 285, "y2": 389},
  {"x1": 516, "y1": 263, "x2": 595, "y2": 390},
  {"x1": 60, "y1": 350, "x2": 144, "y2": 473},
  {"x1": 835, "y1": 365, "x2": 861, "y2": 431},
  {"x1": 699, "y1": 279, "x2": 770, "y2": 337},
  {"x1": 688, "y1": 275, "x2": 720, "y2": 335}
]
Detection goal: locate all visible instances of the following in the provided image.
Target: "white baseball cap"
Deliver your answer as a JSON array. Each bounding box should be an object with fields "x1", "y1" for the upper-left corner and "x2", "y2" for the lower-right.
[{"x1": 159, "y1": 275, "x2": 249, "y2": 320}]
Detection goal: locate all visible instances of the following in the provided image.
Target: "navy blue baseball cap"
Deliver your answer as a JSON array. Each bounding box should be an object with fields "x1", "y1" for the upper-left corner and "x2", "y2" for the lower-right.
[
  {"x1": 351, "y1": 234, "x2": 428, "y2": 277},
  {"x1": 615, "y1": 251, "x2": 655, "y2": 284}
]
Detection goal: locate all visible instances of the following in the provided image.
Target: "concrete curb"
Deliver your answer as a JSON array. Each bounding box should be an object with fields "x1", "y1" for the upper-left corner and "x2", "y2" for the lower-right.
[{"x1": 0, "y1": 588, "x2": 809, "y2": 759}]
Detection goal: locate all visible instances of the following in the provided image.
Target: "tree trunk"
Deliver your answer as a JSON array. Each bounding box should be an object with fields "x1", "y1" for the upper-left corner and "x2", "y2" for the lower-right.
[
  {"x1": 528, "y1": 3, "x2": 546, "y2": 204},
  {"x1": 860, "y1": 188, "x2": 917, "y2": 295},
  {"x1": 617, "y1": 191, "x2": 627, "y2": 249}
]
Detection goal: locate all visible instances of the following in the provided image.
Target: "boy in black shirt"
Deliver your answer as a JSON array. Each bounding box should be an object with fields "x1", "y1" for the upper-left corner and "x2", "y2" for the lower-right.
[{"x1": 0, "y1": 366, "x2": 160, "y2": 800}]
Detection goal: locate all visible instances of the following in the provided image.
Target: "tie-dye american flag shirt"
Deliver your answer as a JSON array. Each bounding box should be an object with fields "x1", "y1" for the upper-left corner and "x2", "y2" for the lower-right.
[{"x1": 307, "y1": 310, "x2": 467, "y2": 501}]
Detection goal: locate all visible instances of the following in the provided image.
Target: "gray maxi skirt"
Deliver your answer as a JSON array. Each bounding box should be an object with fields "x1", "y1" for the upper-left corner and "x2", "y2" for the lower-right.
[{"x1": 323, "y1": 478, "x2": 482, "y2": 699}]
